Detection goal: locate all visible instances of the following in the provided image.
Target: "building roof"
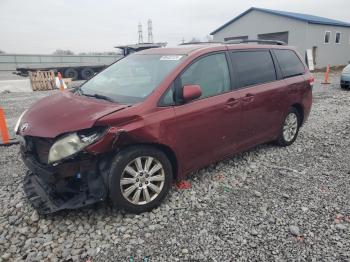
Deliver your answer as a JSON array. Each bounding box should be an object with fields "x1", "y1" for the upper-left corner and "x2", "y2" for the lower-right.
[{"x1": 211, "y1": 7, "x2": 350, "y2": 35}]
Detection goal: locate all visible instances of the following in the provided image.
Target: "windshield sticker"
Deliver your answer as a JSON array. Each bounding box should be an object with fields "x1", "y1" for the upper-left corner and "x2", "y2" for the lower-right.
[{"x1": 160, "y1": 55, "x2": 183, "y2": 61}]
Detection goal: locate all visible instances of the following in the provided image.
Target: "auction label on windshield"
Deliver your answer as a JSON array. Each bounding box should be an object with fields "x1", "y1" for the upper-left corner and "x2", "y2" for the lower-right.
[{"x1": 160, "y1": 55, "x2": 183, "y2": 61}]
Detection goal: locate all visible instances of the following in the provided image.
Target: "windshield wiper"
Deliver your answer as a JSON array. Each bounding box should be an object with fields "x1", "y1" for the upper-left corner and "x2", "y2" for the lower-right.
[
  {"x1": 75, "y1": 86, "x2": 83, "y2": 95},
  {"x1": 82, "y1": 93, "x2": 116, "y2": 103}
]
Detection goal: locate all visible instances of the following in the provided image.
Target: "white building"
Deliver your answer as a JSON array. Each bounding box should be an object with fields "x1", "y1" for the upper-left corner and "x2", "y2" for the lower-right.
[{"x1": 211, "y1": 7, "x2": 350, "y2": 68}]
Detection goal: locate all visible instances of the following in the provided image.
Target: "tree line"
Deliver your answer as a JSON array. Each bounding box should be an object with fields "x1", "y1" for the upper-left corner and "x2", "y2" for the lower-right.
[{"x1": 52, "y1": 49, "x2": 118, "y2": 55}]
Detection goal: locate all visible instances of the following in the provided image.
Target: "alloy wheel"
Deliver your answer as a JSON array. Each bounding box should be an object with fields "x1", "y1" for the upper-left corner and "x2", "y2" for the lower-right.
[
  {"x1": 120, "y1": 156, "x2": 165, "y2": 205},
  {"x1": 283, "y1": 112, "x2": 298, "y2": 142}
]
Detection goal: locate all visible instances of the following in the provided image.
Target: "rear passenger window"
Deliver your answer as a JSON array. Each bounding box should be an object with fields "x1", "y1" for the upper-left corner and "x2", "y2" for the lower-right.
[
  {"x1": 274, "y1": 49, "x2": 305, "y2": 78},
  {"x1": 180, "y1": 53, "x2": 231, "y2": 99},
  {"x1": 230, "y1": 51, "x2": 276, "y2": 88}
]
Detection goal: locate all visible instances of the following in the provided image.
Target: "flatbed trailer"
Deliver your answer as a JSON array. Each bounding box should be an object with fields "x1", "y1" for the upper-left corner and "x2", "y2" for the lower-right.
[
  {"x1": 15, "y1": 63, "x2": 111, "y2": 80},
  {"x1": 13, "y1": 43, "x2": 167, "y2": 81}
]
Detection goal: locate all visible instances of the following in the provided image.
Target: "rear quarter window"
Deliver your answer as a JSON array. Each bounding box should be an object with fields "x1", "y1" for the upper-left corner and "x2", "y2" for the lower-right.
[{"x1": 274, "y1": 49, "x2": 305, "y2": 78}]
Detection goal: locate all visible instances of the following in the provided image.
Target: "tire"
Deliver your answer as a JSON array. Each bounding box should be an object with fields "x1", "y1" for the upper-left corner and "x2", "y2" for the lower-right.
[
  {"x1": 64, "y1": 68, "x2": 79, "y2": 80},
  {"x1": 80, "y1": 68, "x2": 94, "y2": 80},
  {"x1": 276, "y1": 107, "x2": 300, "y2": 147},
  {"x1": 109, "y1": 146, "x2": 172, "y2": 213}
]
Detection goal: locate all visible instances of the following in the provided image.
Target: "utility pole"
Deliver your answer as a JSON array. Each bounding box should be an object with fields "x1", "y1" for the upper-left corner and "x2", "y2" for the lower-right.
[
  {"x1": 138, "y1": 22, "x2": 143, "y2": 44},
  {"x1": 147, "y1": 19, "x2": 153, "y2": 43}
]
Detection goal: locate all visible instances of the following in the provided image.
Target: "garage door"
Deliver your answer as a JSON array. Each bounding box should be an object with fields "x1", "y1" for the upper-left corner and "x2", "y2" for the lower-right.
[{"x1": 258, "y1": 31, "x2": 289, "y2": 44}]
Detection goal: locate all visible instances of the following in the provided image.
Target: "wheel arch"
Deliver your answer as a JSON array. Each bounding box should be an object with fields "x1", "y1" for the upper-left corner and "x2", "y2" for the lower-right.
[
  {"x1": 291, "y1": 103, "x2": 304, "y2": 126},
  {"x1": 117, "y1": 143, "x2": 179, "y2": 181}
]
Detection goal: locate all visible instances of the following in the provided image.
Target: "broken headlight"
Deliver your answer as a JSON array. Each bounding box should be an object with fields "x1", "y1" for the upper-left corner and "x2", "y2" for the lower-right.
[
  {"x1": 48, "y1": 128, "x2": 105, "y2": 164},
  {"x1": 14, "y1": 110, "x2": 27, "y2": 133}
]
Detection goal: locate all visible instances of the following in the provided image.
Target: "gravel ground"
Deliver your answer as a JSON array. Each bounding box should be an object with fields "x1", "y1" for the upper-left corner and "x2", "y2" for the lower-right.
[
  {"x1": 0, "y1": 71, "x2": 26, "y2": 81},
  {"x1": 0, "y1": 81, "x2": 82, "y2": 139},
  {"x1": 0, "y1": 72, "x2": 350, "y2": 261}
]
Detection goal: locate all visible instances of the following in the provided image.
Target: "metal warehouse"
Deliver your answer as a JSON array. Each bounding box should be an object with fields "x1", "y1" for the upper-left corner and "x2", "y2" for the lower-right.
[{"x1": 210, "y1": 7, "x2": 350, "y2": 69}]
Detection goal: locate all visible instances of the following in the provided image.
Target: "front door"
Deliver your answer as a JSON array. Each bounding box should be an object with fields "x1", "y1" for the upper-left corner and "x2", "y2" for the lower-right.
[{"x1": 173, "y1": 53, "x2": 242, "y2": 173}]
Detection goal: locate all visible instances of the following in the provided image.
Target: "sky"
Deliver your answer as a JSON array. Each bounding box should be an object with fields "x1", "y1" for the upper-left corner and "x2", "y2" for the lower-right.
[{"x1": 0, "y1": 0, "x2": 349, "y2": 54}]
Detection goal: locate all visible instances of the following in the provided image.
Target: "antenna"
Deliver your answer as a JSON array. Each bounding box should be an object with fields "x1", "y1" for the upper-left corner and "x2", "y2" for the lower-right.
[
  {"x1": 138, "y1": 22, "x2": 143, "y2": 44},
  {"x1": 147, "y1": 19, "x2": 153, "y2": 43}
]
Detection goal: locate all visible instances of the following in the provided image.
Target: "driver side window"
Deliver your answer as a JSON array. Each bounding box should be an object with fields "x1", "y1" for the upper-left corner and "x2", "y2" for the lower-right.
[{"x1": 180, "y1": 53, "x2": 231, "y2": 99}]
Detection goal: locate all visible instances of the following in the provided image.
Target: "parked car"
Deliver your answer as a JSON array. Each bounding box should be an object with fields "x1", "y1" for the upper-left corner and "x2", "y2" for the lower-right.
[
  {"x1": 16, "y1": 42, "x2": 313, "y2": 214},
  {"x1": 341, "y1": 64, "x2": 350, "y2": 89}
]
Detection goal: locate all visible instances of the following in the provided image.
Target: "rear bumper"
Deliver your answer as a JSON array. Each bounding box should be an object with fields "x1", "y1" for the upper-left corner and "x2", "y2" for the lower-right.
[
  {"x1": 341, "y1": 75, "x2": 350, "y2": 88},
  {"x1": 341, "y1": 80, "x2": 350, "y2": 88},
  {"x1": 301, "y1": 88, "x2": 312, "y2": 125}
]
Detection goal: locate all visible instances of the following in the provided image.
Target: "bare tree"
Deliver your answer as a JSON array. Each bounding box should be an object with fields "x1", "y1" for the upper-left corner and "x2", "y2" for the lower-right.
[
  {"x1": 105, "y1": 51, "x2": 118, "y2": 55},
  {"x1": 78, "y1": 51, "x2": 118, "y2": 55},
  {"x1": 0, "y1": 50, "x2": 5, "y2": 54},
  {"x1": 188, "y1": 37, "x2": 201, "y2": 43},
  {"x1": 53, "y1": 49, "x2": 74, "y2": 55},
  {"x1": 205, "y1": 35, "x2": 214, "y2": 42}
]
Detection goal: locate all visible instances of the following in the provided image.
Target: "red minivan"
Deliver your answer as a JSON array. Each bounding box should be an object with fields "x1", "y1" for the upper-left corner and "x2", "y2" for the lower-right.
[{"x1": 16, "y1": 43, "x2": 313, "y2": 214}]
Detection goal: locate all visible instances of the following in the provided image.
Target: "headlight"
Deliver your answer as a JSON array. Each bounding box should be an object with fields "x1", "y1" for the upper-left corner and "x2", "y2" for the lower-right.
[
  {"x1": 48, "y1": 129, "x2": 104, "y2": 164},
  {"x1": 14, "y1": 110, "x2": 27, "y2": 133}
]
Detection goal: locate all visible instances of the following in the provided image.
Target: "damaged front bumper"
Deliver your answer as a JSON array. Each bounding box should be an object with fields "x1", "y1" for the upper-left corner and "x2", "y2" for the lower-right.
[{"x1": 21, "y1": 137, "x2": 111, "y2": 214}]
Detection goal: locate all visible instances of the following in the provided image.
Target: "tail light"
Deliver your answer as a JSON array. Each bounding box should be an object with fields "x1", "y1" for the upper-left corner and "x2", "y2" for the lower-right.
[{"x1": 308, "y1": 75, "x2": 315, "y2": 88}]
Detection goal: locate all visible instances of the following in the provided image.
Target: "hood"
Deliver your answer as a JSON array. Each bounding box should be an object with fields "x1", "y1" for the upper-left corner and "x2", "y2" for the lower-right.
[{"x1": 19, "y1": 91, "x2": 129, "y2": 138}]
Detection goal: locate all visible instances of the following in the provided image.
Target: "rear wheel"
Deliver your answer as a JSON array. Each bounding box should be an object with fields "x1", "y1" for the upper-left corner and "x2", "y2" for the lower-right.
[
  {"x1": 277, "y1": 107, "x2": 300, "y2": 146},
  {"x1": 64, "y1": 68, "x2": 79, "y2": 80},
  {"x1": 80, "y1": 68, "x2": 94, "y2": 80},
  {"x1": 109, "y1": 146, "x2": 172, "y2": 213}
]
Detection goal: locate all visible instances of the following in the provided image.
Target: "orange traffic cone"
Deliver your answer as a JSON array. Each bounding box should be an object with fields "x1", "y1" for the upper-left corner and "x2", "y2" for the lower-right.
[
  {"x1": 321, "y1": 64, "x2": 331, "y2": 84},
  {"x1": 57, "y1": 72, "x2": 65, "y2": 91},
  {"x1": 0, "y1": 107, "x2": 10, "y2": 144}
]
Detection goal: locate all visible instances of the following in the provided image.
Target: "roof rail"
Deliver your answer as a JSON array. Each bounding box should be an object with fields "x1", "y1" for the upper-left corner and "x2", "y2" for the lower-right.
[
  {"x1": 225, "y1": 39, "x2": 287, "y2": 45},
  {"x1": 179, "y1": 41, "x2": 223, "y2": 46}
]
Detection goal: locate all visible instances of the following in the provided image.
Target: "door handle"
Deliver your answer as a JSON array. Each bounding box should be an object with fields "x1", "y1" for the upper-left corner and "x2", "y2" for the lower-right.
[
  {"x1": 242, "y1": 93, "x2": 254, "y2": 103},
  {"x1": 225, "y1": 98, "x2": 239, "y2": 108}
]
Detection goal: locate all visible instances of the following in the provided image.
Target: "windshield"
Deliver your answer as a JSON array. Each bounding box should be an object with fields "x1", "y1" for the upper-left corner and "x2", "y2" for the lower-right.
[{"x1": 80, "y1": 54, "x2": 185, "y2": 104}]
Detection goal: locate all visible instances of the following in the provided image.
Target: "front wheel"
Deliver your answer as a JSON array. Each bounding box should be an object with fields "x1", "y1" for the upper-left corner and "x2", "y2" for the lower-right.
[
  {"x1": 109, "y1": 146, "x2": 172, "y2": 213},
  {"x1": 276, "y1": 107, "x2": 300, "y2": 147}
]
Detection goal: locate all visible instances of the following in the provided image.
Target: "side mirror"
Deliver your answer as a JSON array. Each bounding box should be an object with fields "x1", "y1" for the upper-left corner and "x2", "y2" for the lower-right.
[{"x1": 182, "y1": 85, "x2": 202, "y2": 102}]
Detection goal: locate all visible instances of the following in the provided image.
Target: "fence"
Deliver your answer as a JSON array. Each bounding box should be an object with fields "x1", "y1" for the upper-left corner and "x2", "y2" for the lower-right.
[{"x1": 0, "y1": 54, "x2": 123, "y2": 71}]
